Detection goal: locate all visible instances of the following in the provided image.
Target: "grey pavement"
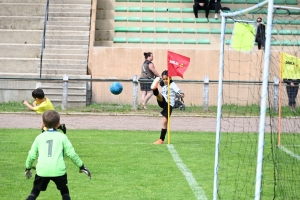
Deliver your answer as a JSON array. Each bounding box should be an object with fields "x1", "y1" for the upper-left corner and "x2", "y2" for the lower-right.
[{"x1": 1, "y1": 113, "x2": 298, "y2": 133}]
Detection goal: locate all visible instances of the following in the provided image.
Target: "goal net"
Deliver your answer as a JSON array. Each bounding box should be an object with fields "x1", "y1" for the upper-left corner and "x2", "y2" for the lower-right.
[{"x1": 214, "y1": 1, "x2": 300, "y2": 199}]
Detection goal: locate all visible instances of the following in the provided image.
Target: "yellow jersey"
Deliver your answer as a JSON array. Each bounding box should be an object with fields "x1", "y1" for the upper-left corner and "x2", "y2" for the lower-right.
[{"x1": 33, "y1": 97, "x2": 54, "y2": 114}]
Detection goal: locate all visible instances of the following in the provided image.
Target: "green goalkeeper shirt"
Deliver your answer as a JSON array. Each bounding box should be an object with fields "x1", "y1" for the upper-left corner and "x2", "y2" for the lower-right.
[{"x1": 25, "y1": 129, "x2": 83, "y2": 177}]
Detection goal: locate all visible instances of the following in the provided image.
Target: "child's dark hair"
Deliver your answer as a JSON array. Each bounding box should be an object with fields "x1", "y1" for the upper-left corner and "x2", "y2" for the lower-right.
[
  {"x1": 32, "y1": 88, "x2": 45, "y2": 99},
  {"x1": 161, "y1": 70, "x2": 168, "y2": 77},
  {"x1": 43, "y1": 110, "x2": 60, "y2": 129},
  {"x1": 144, "y1": 52, "x2": 152, "y2": 59}
]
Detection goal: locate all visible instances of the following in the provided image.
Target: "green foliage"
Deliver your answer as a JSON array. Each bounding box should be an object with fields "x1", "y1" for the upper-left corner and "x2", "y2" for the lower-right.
[{"x1": 0, "y1": 101, "x2": 29, "y2": 112}]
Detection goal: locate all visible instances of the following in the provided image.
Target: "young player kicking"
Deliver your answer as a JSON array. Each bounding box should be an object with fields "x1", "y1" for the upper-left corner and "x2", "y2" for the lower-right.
[
  {"x1": 23, "y1": 88, "x2": 66, "y2": 134},
  {"x1": 150, "y1": 70, "x2": 185, "y2": 144},
  {"x1": 24, "y1": 110, "x2": 91, "y2": 200}
]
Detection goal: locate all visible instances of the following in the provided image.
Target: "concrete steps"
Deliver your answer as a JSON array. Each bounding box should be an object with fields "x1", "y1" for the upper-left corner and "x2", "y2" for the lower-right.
[
  {"x1": 0, "y1": 0, "x2": 92, "y2": 107},
  {"x1": 44, "y1": 44, "x2": 88, "y2": 49},
  {"x1": 0, "y1": 30, "x2": 42, "y2": 44},
  {"x1": 42, "y1": 53, "x2": 88, "y2": 60},
  {"x1": 47, "y1": 25, "x2": 90, "y2": 31},
  {"x1": 48, "y1": 16, "x2": 90, "y2": 22},
  {"x1": 0, "y1": 0, "x2": 91, "y2": 3},
  {"x1": 44, "y1": 39, "x2": 89, "y2": 45},
  {"x1": 47, "y1": 21, "x2": 90, "y2": 26},
  {"x1": 41, "y1": 59, "x2": 87, "y2": 65},
  {"x1": 35, "y1": 75, "x2": 91, "y2": 107},
  {"x1": 45, "y1": 35, "x2": 89, "y2": 40},
  {"x1": 49, "y1": 12, "x2": 91, "y2": 18},
  {"x1": 40, "y1": 1, "x2": 91, "y2": 107},
  {"x1": 38, "y1": 68, "x2": 87, "y2": 75},
  {"x1": 40, "y1": 63, "x2": 87, "y2": 69},
  {"x1": 0, "y1": 16, "x2": 44, "y2": 29},
  {"x1": 38, "y1": 62, "x2": 87, "y2": 75},
  {"x1": 0, "y1": 58, "x2": 39, "y2": 73},
  {"x1": 43, "y1": 49, "x2": 88, "y2": 54},
  {"x1": 107, "y1": 42, "x2": 219, "y2": 49},
  {"x1": 0, "y1": 44, "x2": 40, "y2": 58},
  {"x1": 46, "y1": 30, "x2": 89, "y2": 36}
]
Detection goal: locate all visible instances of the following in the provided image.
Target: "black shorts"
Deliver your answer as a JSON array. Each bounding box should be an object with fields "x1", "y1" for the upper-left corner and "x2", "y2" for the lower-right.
[
  {"x1": 33, "y1": 174, "x2": 68, "y2": 191},
  {"x1": 140, "y1": 78, "x2": 153, "y2": 91},
  {"x1": 157, "y1": 97, "x2": 173, "y2": 118}
]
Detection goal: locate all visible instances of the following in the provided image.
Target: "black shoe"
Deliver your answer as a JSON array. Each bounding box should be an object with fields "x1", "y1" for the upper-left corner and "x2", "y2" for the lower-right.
[{"x1": 58, "y1": 123, "x2": 67, "y2": 134}]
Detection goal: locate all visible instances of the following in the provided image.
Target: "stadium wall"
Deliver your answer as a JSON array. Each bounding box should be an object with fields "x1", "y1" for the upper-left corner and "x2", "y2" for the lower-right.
[
  {"x1": 87, "y1": 0, "x2": 266, "y2": 106},
  {"x1": 88, "y1": 47, "x2": 267, "y2": 106}
]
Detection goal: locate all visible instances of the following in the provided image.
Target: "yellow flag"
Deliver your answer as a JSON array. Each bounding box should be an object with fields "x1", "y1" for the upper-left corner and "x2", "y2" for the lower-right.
[
  {"x1": 281, "y1": 52, "x2": 300, "y2": 79},
  {"x1": 230, "y1": 22, "x2": 256, "y2": 53}
]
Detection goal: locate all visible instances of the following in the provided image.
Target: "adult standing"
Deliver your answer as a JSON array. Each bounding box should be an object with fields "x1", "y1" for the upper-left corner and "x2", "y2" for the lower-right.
[
  {"x1": 139, "y1": 52, "x2": 160, "y2": 110},
  {"x1": 283, "y1": 79, "x2": 299, "y2": 113},
  {"x1": 255, "y1": 17, "x2": 266, "y2": 50}
]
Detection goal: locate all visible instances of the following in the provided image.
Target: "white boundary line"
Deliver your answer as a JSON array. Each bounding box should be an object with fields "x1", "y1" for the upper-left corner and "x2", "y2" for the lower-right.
[
  {"x1": 279, "y1": 145, "x2": 300, "y2": 160},
  {"x1": 167, "y1": 144, "x2": 208, "y2": 200},
  {"x1": 281, "y1": 145, "x2": 300, "y2": 147}
]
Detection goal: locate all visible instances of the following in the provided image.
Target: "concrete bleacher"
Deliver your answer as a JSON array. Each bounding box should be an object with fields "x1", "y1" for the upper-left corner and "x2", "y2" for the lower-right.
[
  {"x1": 95, "y1": 0, "x2": 299, "y2": 49},
  {"x1": 0, "y1": 0, "x2": 299, "y2": 106},
  {"x1": 0, "y1": 0, "x2": 92, "y2": 106}
]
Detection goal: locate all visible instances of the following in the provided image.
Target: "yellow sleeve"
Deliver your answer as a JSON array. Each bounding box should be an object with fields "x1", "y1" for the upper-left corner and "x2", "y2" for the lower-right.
[
  {"x1": 33, "y1": 103, "x2": 46, "y2": 114},
  {"x1": 33, "y1": 98, "x2": 54, "y2": 114}
]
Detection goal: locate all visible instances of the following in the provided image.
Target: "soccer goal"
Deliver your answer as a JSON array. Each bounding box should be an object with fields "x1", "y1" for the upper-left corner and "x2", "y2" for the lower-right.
[{"x1": 213, "y1": 1, "x2": 300, "y2": 199}]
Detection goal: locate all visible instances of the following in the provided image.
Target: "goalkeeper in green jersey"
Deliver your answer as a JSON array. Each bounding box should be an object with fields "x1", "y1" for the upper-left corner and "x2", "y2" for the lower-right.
[{"x1": 24, "y1": 110, "x2": 91, "y2": 200}]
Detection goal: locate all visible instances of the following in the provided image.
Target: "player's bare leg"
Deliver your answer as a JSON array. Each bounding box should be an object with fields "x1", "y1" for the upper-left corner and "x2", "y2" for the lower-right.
[
  {"x1": 153, "y1": 117, "x2": 168, "y2": 145},
  {"x1": 151, "y1": 77, "x2": 164, "y2": 101},
  {"x1": 141, "y1": 91, "x2": 153, "y2": 109}
]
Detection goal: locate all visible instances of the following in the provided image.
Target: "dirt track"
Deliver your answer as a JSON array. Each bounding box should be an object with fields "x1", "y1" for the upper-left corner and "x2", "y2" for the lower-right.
[
  {"x1": 0, "y1": 112, "x2": 291, "y2": 133},
  {"x1": 0, "y1": 113, "x2": 217, "y2": 131}
]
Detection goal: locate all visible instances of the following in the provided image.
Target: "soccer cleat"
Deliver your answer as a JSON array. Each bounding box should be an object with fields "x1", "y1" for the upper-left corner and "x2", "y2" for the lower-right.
[
  {"x1": 150, "y1": 77, "x2": 161, "y2": 90},
  {"x1": 153, "y1": 139, "x2": 164, "y2": 144},
  {"x1": 58, "y1": 124, "x2": 67, "y2": 134}
]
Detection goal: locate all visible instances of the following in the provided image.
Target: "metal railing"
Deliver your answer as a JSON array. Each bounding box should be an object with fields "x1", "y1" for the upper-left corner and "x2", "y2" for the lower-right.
[
  {"x1": 0, "y1": 75, "x2": 283, "y2": 111},
  {"x1": 39, "y1": 0, "x2": 50, "y2": 78}
]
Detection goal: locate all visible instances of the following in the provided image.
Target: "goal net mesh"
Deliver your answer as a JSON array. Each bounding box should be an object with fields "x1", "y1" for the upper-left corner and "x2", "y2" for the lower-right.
[{"x1": 217, "y1": 5, "x2": 300, "y2": 199}]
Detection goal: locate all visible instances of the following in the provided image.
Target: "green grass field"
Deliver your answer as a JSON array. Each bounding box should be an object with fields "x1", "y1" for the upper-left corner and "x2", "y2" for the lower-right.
[{"x1": 1, "y1": 128, "x2": 300, "y2": 199}]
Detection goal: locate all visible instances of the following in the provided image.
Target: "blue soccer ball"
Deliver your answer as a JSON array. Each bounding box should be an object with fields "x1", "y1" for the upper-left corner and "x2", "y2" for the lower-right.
[{"x1": 110, "y1": 82, "x2": 123, "y2": 95}]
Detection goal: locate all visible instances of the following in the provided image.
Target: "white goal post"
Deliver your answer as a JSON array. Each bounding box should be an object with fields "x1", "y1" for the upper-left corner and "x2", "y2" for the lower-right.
[{"x1": 213, "y1": 0, "x2": 274, "y2": 200}]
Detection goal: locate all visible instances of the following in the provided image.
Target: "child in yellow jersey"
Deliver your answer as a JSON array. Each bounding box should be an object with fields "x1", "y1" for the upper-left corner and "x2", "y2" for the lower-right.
[
  {"x1": 23, "y1": 88, "x2": 66, "y2": 134},
  {"x1": 23, "y1": 88, "x2": 54, "y2": 114}
]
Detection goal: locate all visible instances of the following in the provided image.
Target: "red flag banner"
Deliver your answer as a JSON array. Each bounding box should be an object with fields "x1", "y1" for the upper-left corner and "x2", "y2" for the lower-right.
[{"x1": 167, "y1": 51, "x2": 190, "y2": 78}]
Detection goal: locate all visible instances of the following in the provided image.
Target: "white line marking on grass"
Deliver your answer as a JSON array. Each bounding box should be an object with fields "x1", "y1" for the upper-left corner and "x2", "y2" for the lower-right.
[
  {"x1": 167, "y1": 144, "x2": 208, "y2": 200},
  {"x1": 77, "y1": 142, "x2": 151, "y2": 145},
  {"x1": 279, "y1": 145, "x2": 300, "y2": 160},
  {"x1": 283, "y1": 145, "x2": 300, "y2": 147}
]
